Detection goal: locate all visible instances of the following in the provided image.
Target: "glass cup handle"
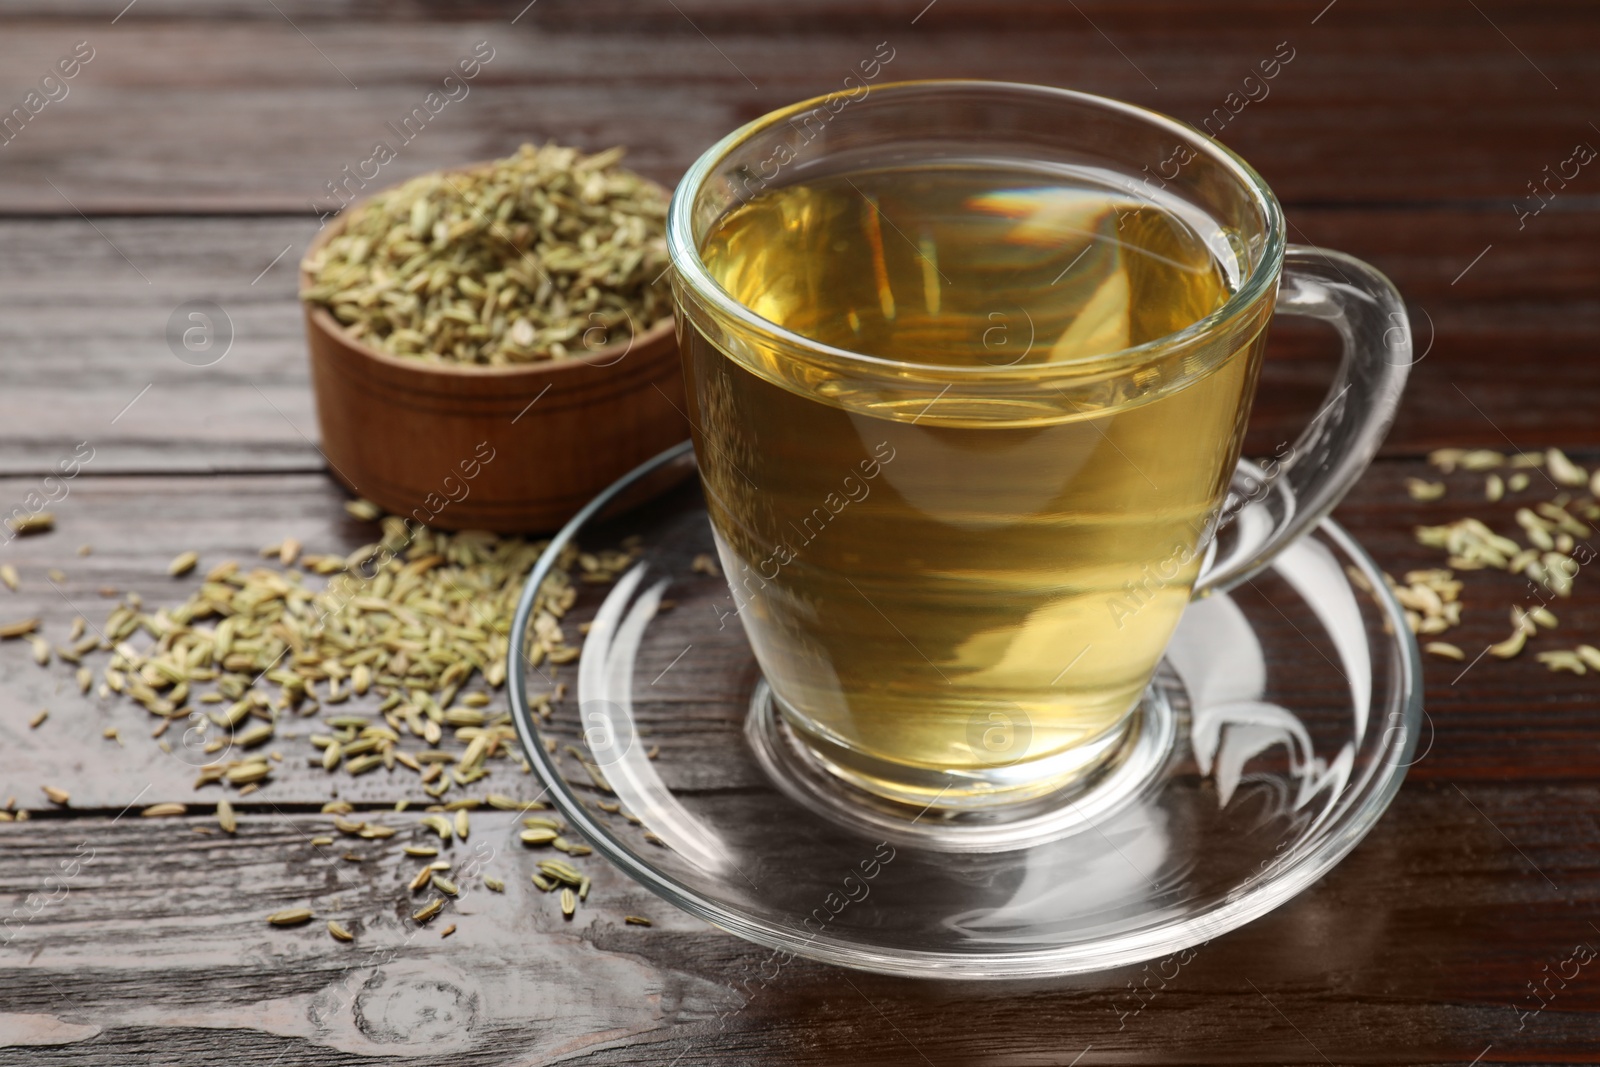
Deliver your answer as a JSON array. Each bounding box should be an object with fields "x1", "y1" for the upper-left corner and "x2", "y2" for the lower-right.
[{"x1": 1194, "y1": 245, "x2": 1412, "y2": 596}]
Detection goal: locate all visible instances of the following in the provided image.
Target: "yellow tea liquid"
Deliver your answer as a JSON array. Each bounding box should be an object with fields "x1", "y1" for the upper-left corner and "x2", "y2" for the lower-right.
[{"x1": 684, "y1": 161, "x2": 1266, "y2": 805}]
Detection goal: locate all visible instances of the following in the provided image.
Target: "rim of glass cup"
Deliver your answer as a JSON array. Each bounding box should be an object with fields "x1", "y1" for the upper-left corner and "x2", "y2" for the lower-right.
[
  {"x1": 666, "y1": 78, "x2": 1288, "y2": 383},
  {"x1": 507, "y1": 443, "x2": 1424, "y2": 979}
]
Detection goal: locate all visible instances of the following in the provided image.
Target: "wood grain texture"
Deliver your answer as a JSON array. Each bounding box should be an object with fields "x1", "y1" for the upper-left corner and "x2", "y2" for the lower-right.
[
  {"x1": 2, "y1": 0, "x2": 1598, "y2": 1062},
  {"x1": 1, "y1": 208, "x2": 1596, "y2": 478},
  {"x1": 0, "y1": 1, "x2": 1594, "y2": 211},
  {"x1": 0, "y1": 458, "x2": 1594, "y2": 1066},
  {"x1": 1, "y1": 784, "x2": 1598, "y2": 1065},
  {"x1": 1, "y1": 462, "x2": 1597, "y2": 809}
]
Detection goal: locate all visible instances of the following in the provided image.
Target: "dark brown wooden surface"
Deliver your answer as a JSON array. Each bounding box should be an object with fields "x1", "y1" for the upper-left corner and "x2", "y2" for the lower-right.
[{"x1": 2, "y1": 1, "x2": 1598, "y2": 1063}]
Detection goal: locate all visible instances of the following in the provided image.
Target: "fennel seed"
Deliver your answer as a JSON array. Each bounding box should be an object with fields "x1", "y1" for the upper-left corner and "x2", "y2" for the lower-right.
[{"x1": 267, "y1": 908, "x2": 313, "y2": 926}]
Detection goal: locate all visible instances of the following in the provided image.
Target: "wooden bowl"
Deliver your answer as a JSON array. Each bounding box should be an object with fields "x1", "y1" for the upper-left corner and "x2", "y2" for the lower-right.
[{"x1": 300, "y1": 201, "x2": 689, "y2": 533}]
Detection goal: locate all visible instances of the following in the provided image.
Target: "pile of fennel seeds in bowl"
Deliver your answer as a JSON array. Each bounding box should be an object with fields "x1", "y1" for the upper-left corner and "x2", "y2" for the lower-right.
[{"x1": 301, "y1": 143, "x2": 673, "y2": 365}]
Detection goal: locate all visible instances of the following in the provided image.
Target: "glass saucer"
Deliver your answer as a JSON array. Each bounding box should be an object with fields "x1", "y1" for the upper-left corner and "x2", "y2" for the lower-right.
[{"x1": 508, "y1": 443, "x2": 1422, "y2": 979}]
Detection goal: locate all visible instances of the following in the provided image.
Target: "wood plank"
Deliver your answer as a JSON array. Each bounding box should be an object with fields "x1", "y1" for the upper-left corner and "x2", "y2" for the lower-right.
[
  {"x1": 0, "y1": 810, "x2": 717, "y2": 1063},
  {"x1": 0, "y1": 782, "x2": 1597, "y2": 1064},
  {"x1": 0, "y1": 2, "x2": 1595, "y2": 210},
  {"x1": 0, "y1": 471, "x2": 551, "y2": 811},
  {"x1": 1258, "y1": 199, "x2": 1600, "y2": 455},
  {"x1": 0, "y1": 458, "x2": 1597, "y2": 813},
  {"x1": 0, "y1": 206, "x2": 1597, "y2": 478},
  {"x1": 0, "y1": 216, "x2": 324, "y2": 476}
]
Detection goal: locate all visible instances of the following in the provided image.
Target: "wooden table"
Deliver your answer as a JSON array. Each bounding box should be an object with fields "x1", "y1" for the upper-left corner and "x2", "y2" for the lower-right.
[{"x1": 1, "y1": 1, "x2": 1597, "y2": 1062}]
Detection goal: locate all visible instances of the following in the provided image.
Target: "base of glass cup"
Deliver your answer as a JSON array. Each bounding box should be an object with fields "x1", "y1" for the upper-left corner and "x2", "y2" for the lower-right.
[
  {"x1": 768, "y1": 690, "x2": 1144, "y2": 811},
  {"x1": 744, "y1": 672, "x2": 1181, "y2": 854}
]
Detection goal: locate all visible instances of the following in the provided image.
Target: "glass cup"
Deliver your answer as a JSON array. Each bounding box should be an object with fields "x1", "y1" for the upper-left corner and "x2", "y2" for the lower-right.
[{"x1": 666, "y1": 80, "x2": 1409, "y2": 813}]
